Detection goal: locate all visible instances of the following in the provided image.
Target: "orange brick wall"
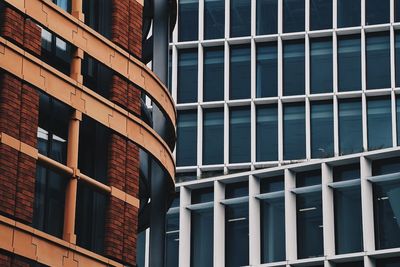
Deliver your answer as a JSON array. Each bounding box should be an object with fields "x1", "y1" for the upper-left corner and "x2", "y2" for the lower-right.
[{"x1": 0, "y1": 251, "x2": 31, "y2": 267}]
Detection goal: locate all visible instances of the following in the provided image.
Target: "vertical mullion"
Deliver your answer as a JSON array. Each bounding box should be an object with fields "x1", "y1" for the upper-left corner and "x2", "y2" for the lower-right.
[
  {"x1": 391, "y1": 26, "x2": 398, "y2": 147},
  {"x1": 251, "y1": 38, "x2": 256, "y2": 167},
  {"x1": 224, "y1": 41, "x2": 230, "y2": 172},
  {"x1": 333, "y1": 33, "x2": 339, "y2": 156},
  {"x1": 249, "y1": 174, "x2": 261, "y2": 265},
  {"x1": 322, "y1": 163, "x2": 335, "y2": 258},
  {"x1": 362, "y1": 29, "x2": 368, "y2": 151},
  {"x1": 285, "y1": 169, "x2": 297, "y2": 261},
  {"x1": 214, "y1": 181, "x2": 225, "y2": 266},
  {"x1": 305, "y1": 35, "x2": 311, "y2": 160},
  {"x1": 360, "y1": 157, "x2": 375, "y2": 252},
  {"x1": 179, "y1": 186, "x2": 191, "y2": 267}
]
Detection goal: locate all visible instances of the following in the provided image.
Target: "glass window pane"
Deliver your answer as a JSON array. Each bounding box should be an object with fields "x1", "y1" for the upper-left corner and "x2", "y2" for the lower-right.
[
  {"x1": 337, "y1": 0, "x2": 360, "y2": 28},
  {"x1": 179, "y1": 0, "x2": 199, "y2": 41},
  {"x1": 283, "y1": 40, "x2": 305, "y2": 96},
  {"x1": 310, "y1": 38, "x2": 333, "y2": 94},
  {"x1": 257, "y1": 0, "x2": 278, "y2": 35},
  {"x1": 226, "y1": 181, "x2": 249, "y2": 199},
  {"x1": 373, "y1": 180, "x2": 400, "y2": 249},
  {"x1": 395, "y1": 32, "x2": 400, "y2": 87},
  {"x1": 333, "y1": 163, "x2": 360, "y2": 182},
  {"x1": 203, "y1": 108, "x2": 224, "y2": 165},
  {"x1": 191, "y1": 209, "x2": 213, "y2": 267},
  {"x1": 338, "y1": 98, "x2": 363, "y2": 155},
  {"x1": 311, "y1": 101, "x2": 334, "y2": 158},
  {"x1": 366, "y1": 0, "x2": 390, "y2": 25},
  {"x1": 310, "y1": 0, "x2": 332, "y2": 30},
  {"x1": 366, "y1": 32, "x2": 391, "y2": 90},
  {"x1": 334, "y1": 186, "x2": 363, "y2": 254},
  {"x1": 55, "y1": 0, "x2": 70, "y2": 11},
  {"x1": 376, "y1": 257, "x2": 400, "y2": 267},
  {"x1": 257, "y1": 42, "x2": 278, "y2": 98},
  {"x1": 338, "y1": 35, "x2": 361, "y2": 92},
  {"x1": 284, "y1": 103, "x2": 306, "y2": 160},
  {"x1": 372, "y1": 157, "x2": 400, "y2": 176},
  {"x1": 205, "y1": 0, "x2": 225, "y2": 40},
  {"x1": 297, "y1": 192, "x2": 323, "y2": 259},
  {"x1": 367, "y1": 97, "x2": 392, "y2": 150},
  {"x1": 230, "y1": 45, "x2": 251, "y2": 99},
  {"x1": 166, "y1": 212, "x2": 179, "y2": 267},
  {"x1": 397, "y1": 0, "x2": 400, "y2": 22},
  {"x1": 178, "y1": 49, "x2": 198, "y2": 103},
  {"x1": 398, "y1": 97, "x2": 400, "y2": 144},
  {"x1": 192, "y1": 187, "x2": 214, "y2": 203},
  {"x1": 283, "y1": 0, "x2": 305, "y2": 33},
  {"x1": 204, "y1": 47, "x2": 224, "y2": 101},
  {"x1": 230, "y1": 107, "x2": 251, "y2": 163},
  {"x1": 230, "y1": 0, "x2": 251, "y2": 37},
  {"x1": 177, "y1": 110, "x2": 197, "y2": 166},
  {"x1": 256, "y1": 104, "x2": 278, "y2": 161},
  {"x1": 225, "y1": 203, "x2": 249, "y2": 267},
  {"x1": 260, "y1": 176, "x2": 284, "y2": 193},
  {"x1": 296, "y1": 170, "x2": 321, "y2": 187},
  {"x1": 335, "y1": 262, "x2": 364, "y2": 267}
]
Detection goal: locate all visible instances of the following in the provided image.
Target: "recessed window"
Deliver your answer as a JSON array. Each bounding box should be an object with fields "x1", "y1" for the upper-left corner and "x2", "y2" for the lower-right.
[
  {"x1": 366, "y1": 32, "x2": 391, "y2": 90},
  {"x1": 176, "y1": 110, "x2": 197, "y2": 166},
  {"x1": 366, "y1": 0, "x2": 390, "y2": 25},
  {"x1": 310, "y1": 38, "x2": 333, "y2": 94},
  {"x1": 179, "y1": 0, "x2": 199, "y2": 41},
  {"x1": 256, "y1": 104, "x2": 278, "y2": 161},
  {"x1": 395, "y1": 32, "x2": 400, "y2": 87},
  {"x1": 204, "y1": 47, "x2": 224, "y2": 102},
  {"x1": 397, "y1": 96, "x2": 400, "y2": 144},
  {"x1": 283, "y1": 40, "x2": 305, "y2": 96},
  {"x1": 283, "y1": 102, "x2": 305, "y2": 160},
  {"x1": 283, "y1": 0, "x2": 305, "y2": 33},
  {"x1": 203, "y1": 108, "x2": 224, "y2": 165},
  {"x1": 166, "y1": 211, "x2": 180, "y2": 267},
  {"x1": 311, "y1": 101, "x2": 334, "y2": 158},
  {"x1": 257, "y1": 42, "x2": 278, "y2": 98},
  {"x1": 257, "y1": 0, "x2": 278, "y2": 35},
  {"x1": 229, "y1": 107, "x2": 251, "y2": 163},
  {"x1": 178, "y1": 49, "x2": 198, "y2": 103},
  {"x1": 337, "y1": 0, "x2": 360, "y2": 28},
  {"x1": 83, "y1": 0, "x2": 112, "y2": 38},
  {"x1": 376, "y1": 257, "x2": 400, "y2": 267},
  {"x1": 338, "y1": 35, "x2": 361, "y2": 92},
  {"x1": 367, "y1": 97, "x2": 392, "y2": 150},
  {"x1": 230, "y1": 45, "x2": 251, "y2": 99},
  {"x1": 338, "y1": 98, "x2": 363, "y2": 155},
  {"x1": 230, "y1": 0, "x2": 251, "y2": 37},
  {"x1": 204, "y1": 0, "x2": 225, "y2": 40},
  {"x1": 310, "y1": 0, "x2": 332, "y2": 30}
]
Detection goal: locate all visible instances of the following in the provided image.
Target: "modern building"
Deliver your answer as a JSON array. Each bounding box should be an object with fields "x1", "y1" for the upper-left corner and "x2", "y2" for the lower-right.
[
  {"x1": 163, "y1": 0, "x2": 400, "y2": 266},
  {"x1": 0, "y1": 0, "x2": 176, "y2": 267}
]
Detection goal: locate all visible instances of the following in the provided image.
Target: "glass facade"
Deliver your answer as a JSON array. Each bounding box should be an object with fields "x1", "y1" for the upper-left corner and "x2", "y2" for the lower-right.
[
  {"x1": 366, "y1": 0, "x2": 390, "y2": 25},
  {"x1": 256, "y1": 105, "x2": 278, "y2": 161},
  {"x1": 283, "y1": 0, "x2": 305, "y2": 33},
  {"x1": 177, "y1": 110, "x2": 197, "y2": 166},
  {"x1": 204, "y1": 47, "x2": 224, "y2": 101},
  {"x1": 337, "y1": 0, "x2": 360, "y2": 27},
  {"x1": 257, "y1": 42, "x2": 278, "y2": 98},
  {"x1": 367, "y1": 97, "x2": 392, "y2": 150},
  {"x1": 338, "y1": 35, "x2": 361, "y2": 92},
  {"x1": 230, "y1": 45, "x2": 251, "y2": 99},
  {"x1": 283, "y1": 40, "x2": 305, "y2": 96},
  {"x1": 339, "y1": 98, "x2": 363, "y2": 155},
  {"x1": 257, "y1": 0, "x2": 278, "y2": 35},
  {"x1": 179, "y1": 0, "x2": 198, "y2": 41},
  {"x1": 311, "y1": 101, "x2": 334, "y2": 158},
  {"x1": 203, "y1": 108, "x2": 224, "y2": 165},
  {"x1": 284, "y1": 103, "x2": 305, "y2": 160},
  {"x1": 230, "y1": 107, "x2": 251, "y2": 163},
  {"x1": 310, "y1": 0, "x2": 332, "y2": 30},
  {"x1": 204, "y1": 0, "x2": 225, "y2": 39},
  {"x1": 366, "y1": 32, "x2": 391, "y2": 90},
  {"x1": 230, "y1": 0, "x2": 251, "y2": 37},
  {"x1": 178, "y1": 49, "x2": 198, "y2": 103},
  {"x1": 310, "y1": 38, "x2": 332, "y2": 94}
]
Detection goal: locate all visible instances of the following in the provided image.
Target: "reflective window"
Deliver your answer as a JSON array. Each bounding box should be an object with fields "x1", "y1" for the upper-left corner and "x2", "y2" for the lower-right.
[
  {"x1": 205, "y1": 0, "x2": 225, "y2": 40},
  {"x1": 166, "y1": 212, "x2": 180, "y2": 267},
  {"x1": 226, "y1": 181, "x2": 249, "y2": 198},
  {"x1": 310, "y1": 38, "x2": 333, "y2": 94},
  {"x1": 376, "y1": 257, "x2": 400, "y2": 267},
  {"x1": 398, "y1": 97, "x2": 400, "y2": 144},
  {"x1": 397, "y1": 0, "x2": 400, "y2": 22},
  {"x1": 311, "y1": 101, "x2": 334, "y2": 158},
  {"x1": 310, "y1": 0, "x2": 332, "y2": 30},
  {"x1": 230, "y1": 45, "x2": 251, "y2": 99},
  {"x1": 256, "y1": 105, "x2": 278, "y2": 161},
  {"x1": 283, "y1": 0, "x2": 305, "y2": 33},
  {"x1": 338, "y1": 98, "x2": 363, "y2": 155},
  {"x1": 333, "y1": 163, "x2": 360, "y2": 182},
  {"x1": 335, "y1": 262, "x2": 364, "y2": 267},
  {"x1": 337, "y1": 0, "x2": 360, "y2": 28},
  {"x1": 179, "y1": 0, "x2": 199, "y2": 41},
  {"x1": 373, "y1": 157, "x2": 400, "y2": 176},
  {"x1": 82, "y1": 55, "x2": 113, "y2": 99},
  {"x1": 283, "y1": 40, "x2": 305, "y2": 96},
  {"x1": 54, "y1": 0, "x2": 70, "y2": 11},
  {"x1": 338, "y1": 35, "x2": 361, "y2": 92},
  {"x1": 260, "y1": 176, "x2": 285, "y2": 263},
  {"x1": 204, "y1": 47, "x2": 224, "y2": 101},
  {"x1": 230, "y1": 0, "x2": 251, "y2": 37},
  {"x1": 176, "y1": 172, "x2": 197, "y2": 183},
  {"x1": 83, "y1": 0, "x2": 112, "y2": 39},
  {"x1": 366, "y1": 0, "x2": 390, "y2": 25},
  {"x1": 203, "y1": 108, "x2": 224, "y2": 165},
  {"x1": 367, "y1": 97, "x2": 392, "y2": 150},
  {"x1": 178, "y1": 49, "x2": 198, "y2": 103},
  {"x1": 257, "y1": 0, "x2": 278, "y2": 35},
  {"x1": 257, "y1": 42, "x2": 278, "y2": 98},
  {"x1": 230, "y1": 107, "x2": 251, "y2": 163},
  {"x1": 296, "y1": 169, "x2": 321, "y2": 188},
  {"x1": 177, "y1": 110, "x2": 197, "y2": 166},
  {"x1": 366, "y1": 32, "x2": 391, "y2": 90},
  {"x1": 396, "y1": 32, "x2": 400, "y2": 87},
  {"x1": 284, "y1": 103, "x2": 306, "y2": 160}
]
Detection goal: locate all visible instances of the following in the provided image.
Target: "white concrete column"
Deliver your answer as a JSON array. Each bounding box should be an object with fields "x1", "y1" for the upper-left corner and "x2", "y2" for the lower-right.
[
  {"x1": 179, "y1": 187, "x2": 191, "y2": 267},
  {"x1": 285, "y1": 169, "x2": 297, "y2": 261},
  {"x1": 322, "y1": 163, "x2": 335, "y2": 257},
  {"x1": 214, "y1": 180, "x2": 225, "y2": 266},
  {"x1": 249, "y1": 175, "x2": 261, "y2": 265},
  {"x1": 360, "y1": 156, "x2": 375, "y2": 252}
]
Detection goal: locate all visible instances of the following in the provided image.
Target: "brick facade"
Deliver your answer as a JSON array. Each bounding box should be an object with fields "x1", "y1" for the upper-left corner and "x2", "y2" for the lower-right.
[{"x1": 0, "y1": 252, "x2": 30, "y2": 267}]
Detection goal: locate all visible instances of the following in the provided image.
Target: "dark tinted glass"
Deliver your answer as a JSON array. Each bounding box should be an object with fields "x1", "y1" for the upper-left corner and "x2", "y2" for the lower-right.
[
  {"x1": 203, "y1": 108, "x2": 224, "y2": 165},
  {"x1": 257, "y1": 42, "x2": 278, "y2": 97},
  {"x1": 297, "y1": 192, "x2": 323, "y2": 258},
  {"x1": 260, "y1": 176, "x2": 284, "y2": 193},
  {"x1": 336, "y1": 261, "x2": 364, "y2": 267},
  {"x1": 192, "y1": 187, "x2": 214, "y2": 203},
  {"x1": 296, "y1": 169, "x2": 321, "y2": 187},
  {"x1": 256, "y1": 105, "x2": 278, "y2": 161},
  {"x1": 41, "y1": 29, "x2": 72, "y2": 76},
  {"x1": 230, "y1": 45, "x2": 251, "y2": 99},
  {"x1": 338, "y1": 98, "x2": 363, "y2": 155},
  {"x1": 334, "y1": 186, "x2": 363, "y2": 254},
  {"x1": 225, "y1": 203, "x2": 249, "y2": 267},
  {"x1": 376, "y1": 257, "x2": 400, "y2": 267},
  {"x1": 230, "y1": 106, "x2": 251, "y2": 163},
  {"x1": 283, "y1": 0, "x2": 305, "y2": 33},
  {"x1": 310, "y1": 0, "x2": 332, "y2": 30},
  {"x1": 310, "y1": 38, "x2": 333, "y2": 94},
  {"x1": 176, "y1": 172, "x2": 197, "y2": 183},
  {"x1": 83, "y1": 0, "x2": 112, "y2": 38},
  {"x1": 373, "y1": 180, "x2": 400, "y2": 249},
  {"x1": 398, "y1": 97, "x2": 400, "y2": 143},
  {"x1": 204, "y1": 47, "x2": 224, "y2": 101},
  {"x1": 179, "y1": 0, "x2": 199, "y2": 41},
  {"x1": 338, "y1": 35, "x2": 361, "y2": 91},
  {"x1": 178, "y1": 49, "x2": 198, "y2": 103},
  {"x1": 372, "y1": 157, "x2": 400, "y2": 176},
  {"x1": 337, "y1": 0, "x2": 360, "y2": 28},
  {"x1": 396, "y1": 32, "x2": 400, "y2": 87},
  {"x1": 283, "y1": 40, "x2": 305, "y2": 96},
  {"x1": 367, "y1": 97, "x2": 392, "y2": 150},
  {"x1": 366, "y1": 32, "x2": 391, "y2": 90},
  {"x1": 166, "y1": 212, "x2": 179, "y2": 267},
  {"x1": 177, "y1": 110, "x2": 197, "y2": 166},
  {"x1": 230, "y1": 0, "x2": 251, "y2": 37},
  {"x1": 226, "y1": 181, "x2": 249, "y2": 198},
  {"x1": 257, "y1": 0, "x2": 278, "y2": 35},
  {"x1": 82, "y1": 55, "x2": 113, "y2": 99},
  {"x1": 191, "y1": 209, "x2": 213, "y2": 267},
  {"x1": 205, "y1": 0, "x2": 225, "y2": 39},
  {"x1": 397, "y1": 0, "x2": 400, "y2": 22},
  {"x1": 311, "y1": 101, "x2": 334, "y2": 158},
  {"x1": 284, "y1": 103, "x2": 306, "y2": 160},
  {"x1": 333, "y1": 163, "x2": 360, "y2": 182},
  {"x1": 54, "y1": 0, "x2": 70, "y2": 11},
  {"x1": 366, "y1": 0, "x2": 390, "y2": 25}
]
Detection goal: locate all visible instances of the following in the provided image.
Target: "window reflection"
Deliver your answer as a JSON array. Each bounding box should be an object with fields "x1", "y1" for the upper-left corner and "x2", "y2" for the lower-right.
[
  {"x1": 205, "y1": 0, "x2": 225, "y2": 40},
  {"x1": 229, "y1": 107, "x2": 251, "y2": 163},
  {"x1": 203, "y1": 108, "x2": 224, "y2": 165},
  {"x1": 310, "y1": 38, "x2": 332, "y2": 94},
  {"x1": 256, "y1": 105, "x2": 278, "y2": 161},
  {"x1": 177, "y1": 110, "x2": 197, "y2": 166},
  {"x1": 338, "y1": 98, "x2": 363, "y2": 155},
  {"x1": 257, "y1": 0, "x2": 278, "y2": 35},
  {"x1": 311, "y1": 101, "x2": 333, "y2": 158},
  {"x1": 283, "y1": 0, "x2": 305, "y2": 33},
  {"x1": 204, "y1": 47, "x2": 224, "y2": 101},
  {"x1": 284, "y1": 103, "x2": 305, "y2": 160},
  {"x1": 178, "y1": 49, "x2": 198, "y2": 103},
  {"x1": 367, "y1": 97, "x2": 392, "y2": 150},
  {"x1": 230, "y1": 0, "x2": 251, "y2": 37},
  {"x1": 283, "y1": 40, "x2": 305, "y2": 96},
  {"x1": 366, "y1": 0, "x2": 390, "y2": 25},
  {"x1": 230, "y1": 45, "x2": 251, "y2": 99},
  {"x1": 366, "y1": 32, "x2": 391, "y2": 90},
  {"x1": 179, "y1": 0, "x2": 199, "y2": 41},
  {"x1": 338, "y1": 35, "x2": 361, "y2": 92},
  {"x1": 257, "y1": 42, "x2": 278, "y2": 98},
  {"x1": 337, "y1": 0, "x2": 360, "y2": 28},
  {"x1": 310, "y1": 0, "x2": 332, "y2": 30}
]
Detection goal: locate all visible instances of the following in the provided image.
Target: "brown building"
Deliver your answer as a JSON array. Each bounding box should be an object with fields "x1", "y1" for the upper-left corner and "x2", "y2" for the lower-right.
[{"x1": 0, "y1": 0, "x2": 176, "y2": 266}]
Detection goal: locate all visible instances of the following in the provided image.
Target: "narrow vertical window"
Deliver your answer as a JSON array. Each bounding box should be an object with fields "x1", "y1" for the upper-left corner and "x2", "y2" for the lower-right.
[
  {"x1": 283, "y1": 40, "x2": 305, "y2": 96},
  {"x1": 395, "y1": 32, "x2": 400, "y2": 87},
  {"x1": 311, "y1": 101, "x2": 334, "y2": 158},
  {"x1": 257, "y1": 42, "x2": 278, "y2": 98},
  {"x1": 310, "y1": 38, "x2": 333, "y2": 94},
  {"x1": 179, "y1": 0, "x2": 199, "y2": 41},
  {"x1": 310, "y1": 0, "x2": 332, "y2": 30},
  {"x1": 366, "y1": 32, "x2": 391, "y2": 90},
  {"x1": 230, "y1": 106, "x2": 251, "y2": 163},
  {"x1": 257, "y1": 0, "x2": 278, "y2": 35},
  {"x1": 283, "y1": 0, "x2": 305, "y2": 33},
  {"x1": 178, "y1": 49, "x2": 198, "y2": 103},
  {"x1": 230, "y1": 0, "x2": 251, "y2": 37},
  {"x1": 230, "y1": 45, "x2": 251, "y2": 99},
  {"x1": 366, "y1": 0, "x2": 390, "y2": 25},
  {"x1": 337, "y1": 0, "x2": 360, "y2": 28},
  {"x1": 397, "y1": 0, "x2": 400, "y2": 22},
  {"x1": 338, "y1": 98, "x2": 363, "y2": 155},
  {"x1": 283, "y1": 103, "x2": 305, "y2": 160},
  {"x1": 338, "y1": 35, "x2": 361, "y2": 91},
  {"x1": 367, "y1": 97, "x2": 392, "y2": 150},
  {"x1": 203, "y1": 108, "x2": 224, "y2": 165},
  {"x1": 166, "y1": 196, "x2": 180, "y2": 267},
  {"x1": 83, "y1": 0, "x2": 112, "y2": 38},
  {"x1": 204, "y1": 47, "x2": 224, "y2": 101},
  {"x1": 397, "y1": 96, "x2": 400, "y2": 144},
  {"x1": 256, "y1": 104, "x2": 278, "y2": 161},
  {"x1": 177, "y1": 110, "x2": 197, "y2": 166},
  {"x1": 54, "y1": 0, "x2": 70, "y2": 12},
  {"x1": 204, "y1": 0, "x2": 225, "y2": 40}
]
